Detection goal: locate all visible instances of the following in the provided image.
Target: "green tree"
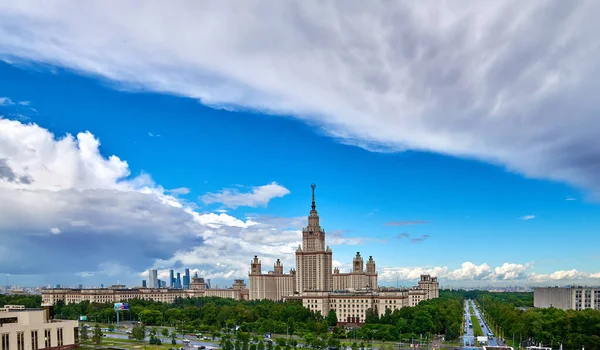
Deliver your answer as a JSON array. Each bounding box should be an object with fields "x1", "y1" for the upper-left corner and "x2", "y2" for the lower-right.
[
  {"x1": 162, "y1": 327, "x2": 170, "y2": 337},
  {"x1": 257, "y1": 340, "x2": 265, "y2": 350},
  {"x1": 79, "y1": 325, "x2": 89, "y2": 343},
  {"x1": 131, "y1": 323, "x2": 146, "y2": 341},
  {"x1": 92, "y1": 324, "x2": 103, "y2": 345},
  {"x1": 326, "y1": 310, "x2": 338, "y2": 328}
]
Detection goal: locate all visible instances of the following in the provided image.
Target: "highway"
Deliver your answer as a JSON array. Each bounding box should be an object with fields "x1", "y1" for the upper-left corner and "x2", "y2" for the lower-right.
[
  {"x1": 466, "y1": 299, "x2": 505, "y2": 347},
  {"x1": 102, "y1": 331, "x2": 219, "y2": 349},
  {"x1": 462, "y1": 300, "x2": 475, "y2": 349}
]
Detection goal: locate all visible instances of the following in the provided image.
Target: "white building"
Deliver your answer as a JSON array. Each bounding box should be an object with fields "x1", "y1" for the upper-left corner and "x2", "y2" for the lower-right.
[
  {"x1": 0, "y1": 305, "x2": 78, "y2": 350},
  {"x1": 534, "y1": 286, "x2": 600, "y2": 310}
]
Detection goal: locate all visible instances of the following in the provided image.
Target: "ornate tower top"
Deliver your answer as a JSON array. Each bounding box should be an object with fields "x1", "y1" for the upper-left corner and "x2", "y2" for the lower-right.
[
  {"x1": 311, "y1": 183, "x2": 316, "y2": 211},
  {"x1": 302, "y1": 183, "x2": 325, "y2": 251}
]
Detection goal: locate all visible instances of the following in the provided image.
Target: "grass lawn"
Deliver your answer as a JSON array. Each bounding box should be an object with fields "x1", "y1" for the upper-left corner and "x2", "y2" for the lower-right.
[{"x1": 470, "y1": 316, "x2": 483, "y2": 337}]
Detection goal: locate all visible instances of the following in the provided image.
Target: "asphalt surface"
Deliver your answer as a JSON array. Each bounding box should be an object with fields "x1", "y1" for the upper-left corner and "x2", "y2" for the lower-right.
[
  {"x1": 463, "y1": 299, "x2": 507, "y2": 348},
  {"x1": 103, "y1": 331, "x2": 219, "y2": 349}
]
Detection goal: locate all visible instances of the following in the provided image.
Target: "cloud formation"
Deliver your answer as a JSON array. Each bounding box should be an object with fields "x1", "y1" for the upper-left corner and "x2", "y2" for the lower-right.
[
  {"x1": 201, "y1": 182, "x2": 290, "y2": 209},
  {"x1": 168, "y1": 187, "x2": 191, "y2": 195},
  {"x1": 2, "y1": 117, "x2": 596, "y2": 286},
  {"x1": 0, "y1": 118, "x2": 296, "y2": 282},
  {"x1": 379, "y1": 262, "x2": 599, "y2": 284},
  {"x1": 0, "y1": 97, "x2": 14, "y2": 106},
  {"x1": 396, "y1": 232, "x2": 430, "y2": 243},
  {"x1": 1, "y1": 1, "x2": 600, "y2": 196},
  {"x1": 520, "y1": 215, "x2": 536, "y2": 220}
]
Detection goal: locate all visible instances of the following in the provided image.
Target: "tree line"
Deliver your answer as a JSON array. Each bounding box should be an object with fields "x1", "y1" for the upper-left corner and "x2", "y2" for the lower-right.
[
  {"x1": 471, "y1": 290, "x2": 600, "y2": 349},
  {"x1": 6, "y1": 291, "x2": 462, "y2": 343}
]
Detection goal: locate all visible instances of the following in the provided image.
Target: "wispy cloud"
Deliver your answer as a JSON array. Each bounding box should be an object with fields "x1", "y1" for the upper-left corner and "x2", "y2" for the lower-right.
[
  {"x1": 201, "y1": 182, "x2": 290, "y2": 209},
  {"x1": 367, "y1": 209, "x2": 378, "y2": 216},
  {"x1": 9, "y1": 114, "x2": 30, "y2": 122},
  {"x1": 0, "y1": 97, "x2": 14, "y2": 106},
  {"x1": 520, "y1": 215, "x2": 536, "y2": 221},
  {"x1": 168, "y1": 187, "x2": 190, "y2": 195},
  {"x1": 565, "y1": 196, "x2": 576, "y2": 201},
  {"x1": 410, "y1": 234, "x2": 430, "y2": 243},
  {"x1": 148, "y1": 132, "x2": 161, "y2": 137},
  {"x1": 50, "y1": 227, "x2": 61, "y2": 235},
  {"x1": 386, "y1": 220, "x2": 427, "y2": 226},
  {"x1": 17, "y1": 101, "x2": 30, "y2": 106},
  {"x1": 396, "y1": 232, "x2": 430, "y2": 243}
]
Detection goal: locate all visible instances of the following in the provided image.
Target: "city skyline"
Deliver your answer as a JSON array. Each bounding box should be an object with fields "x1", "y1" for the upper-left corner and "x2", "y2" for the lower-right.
[{"x1": 1, "y1": 1, "x2": 600, "y2": 289}]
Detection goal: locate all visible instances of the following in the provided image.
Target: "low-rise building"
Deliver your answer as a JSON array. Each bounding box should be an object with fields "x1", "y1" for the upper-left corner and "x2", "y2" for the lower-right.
[
  {"x1": 41, "y1": 279, "x2": 249, "y2": 306},
  {"x1": 0, "y1": 304, "x2": 79, "y2": 350},
  {"x1": 534, "y1": 286, "x2": 600, "y2": 310}
]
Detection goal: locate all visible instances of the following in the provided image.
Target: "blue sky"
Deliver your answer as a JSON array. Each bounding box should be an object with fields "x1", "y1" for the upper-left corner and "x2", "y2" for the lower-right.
[{"x1": 1, "y1": 1, "x2": 599, "y2": 288}]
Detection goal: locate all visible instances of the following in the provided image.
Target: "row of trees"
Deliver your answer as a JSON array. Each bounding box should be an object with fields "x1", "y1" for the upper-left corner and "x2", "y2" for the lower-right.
[
  {"x1": 38, "y1": 291, "x2": 464, "y2": 342},
  {"x1": 473, "y1": 291, "x2": 600, "y2": 349}
]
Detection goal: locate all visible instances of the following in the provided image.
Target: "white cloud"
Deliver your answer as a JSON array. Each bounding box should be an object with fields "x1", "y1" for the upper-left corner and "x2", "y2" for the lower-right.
[
  {"x1": 201, "y1": 182, "x2": 290, "y2": 209},
  {"x1": 1, "y1": 2, "x2": 600, "y2": 196},
  {"x1": 148, "y1": 132, "x2": 160, "y2": 137},
  {"x1": 17, "y1": 101, "x2": 30, "y2": 106},
  {"x1": 565, "y1": 196, "x2": 576, "y2": 201},
  {"x1": 168, "y1": 187, "x2": 190, "y2": 195},
  {"x1": 379, "y1": 261, "x2": 599, "y2": 284},
  {"x1": 530, "y1": 269, "x2": 592, "y2": 282},
  {"x1": 0, "y1": 97, "x2": 14, "y2": 106},
  {"x1": 0, "y1": 118, "x2": 302, "y2": 283},
  {"x1": 520, "y1": 215, "x2": 536, "y2": 220}
]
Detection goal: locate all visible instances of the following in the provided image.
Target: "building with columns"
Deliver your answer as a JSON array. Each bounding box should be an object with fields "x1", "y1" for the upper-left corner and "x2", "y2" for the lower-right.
[{"x1": 249, "y1": 184, "x2": 439, "y2": 324}]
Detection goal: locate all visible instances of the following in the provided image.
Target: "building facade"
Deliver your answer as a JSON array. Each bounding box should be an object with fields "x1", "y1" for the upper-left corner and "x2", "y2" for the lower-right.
[
  {"x1": 148, "y1": 270, "x2": 158, "y2": 289},
  {"x1": 41, "y1": 279, "x2": 249, "y2": 306},
  {"x1": 534, "y1": 286, "x2": 600, "y2": 310},
  {"x1": 249, "y1": 184, "x2": 439, "y2": 324},
  {"x1": 0, "y1": 305, "x2": 78, "y2": 350},
  {"x1": 301, "y1": 275, "x2": 437, "y2": 324}
]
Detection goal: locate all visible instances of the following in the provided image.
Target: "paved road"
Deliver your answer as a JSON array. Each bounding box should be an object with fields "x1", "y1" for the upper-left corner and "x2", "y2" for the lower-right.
[
  {"x1": 469, "y1": 300, "x2": 505, "y2": 347},
  {"x1": 103, "y1": 332, "x2": 219, "y2": 349},
  {"x1": 462, "y1": 300, "x2": 476, "y2": 349}
]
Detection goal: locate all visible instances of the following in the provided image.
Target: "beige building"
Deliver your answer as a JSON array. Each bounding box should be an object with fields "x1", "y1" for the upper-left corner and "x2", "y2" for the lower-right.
[
  {"x1": 0, "y1": 305, "x2": 78, "y2": 350},
  {"x1": 534, "y1": 286, "x2": 600, "y2": 310},
  {"x1": 249, "y1": 184, "x2": 439, "y2": 324},
  {"x1": 42, "y1": 278, "x2": 249, "y2": 306},
  {"x1": 302, "y1": 275, "x2": 438, "y2": 324},
  {"x1": 250, "y1": 185, "x2": 383, "y2": 301}
]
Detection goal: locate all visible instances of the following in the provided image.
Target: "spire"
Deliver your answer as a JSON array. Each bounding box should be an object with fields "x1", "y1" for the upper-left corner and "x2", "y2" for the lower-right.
[{"x1": 311, "y1": 183, "x2": 316, "y2": 211}]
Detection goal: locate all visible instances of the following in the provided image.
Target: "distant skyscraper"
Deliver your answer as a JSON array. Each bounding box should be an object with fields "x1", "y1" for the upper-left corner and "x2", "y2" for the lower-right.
[
  {"x1": 142, "y1": 280, "x2": 147, "y2": 288},
  {"x1": 207, "y1": 279, "x2": 211, "y2": 289},
  {"x1": 158, "y1": 279, "x2": 163, "y2": 288},
  {"x1": 176, "y1": 272, "x2": 181, "y2": 289},
  {"x1": 169, "y1": 270, "x2": 174, "y2": 288},
  {"x1": 183, "y1": 269, "x2": 190, "y2": 289},
  {"x1": 78, "y1": 284, "x2": 83, "y2": 289},
  {"x1": 160, "y1": 280, "x2": 166, "y2": 288},
  {"x1": 149, "y1": 269, "x2": 158, "y2": 288}
]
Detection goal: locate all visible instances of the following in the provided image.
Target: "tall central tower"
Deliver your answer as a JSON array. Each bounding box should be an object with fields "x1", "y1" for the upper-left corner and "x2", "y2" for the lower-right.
[{"x1": 296, "y1": 184, "x2": 333, "y2": 292}]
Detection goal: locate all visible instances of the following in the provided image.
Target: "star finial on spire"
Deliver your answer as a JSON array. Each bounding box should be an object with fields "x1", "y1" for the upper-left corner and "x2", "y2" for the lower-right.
[{"x1": 311, "y1": 183, "x2": 316, "y2": 211}]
